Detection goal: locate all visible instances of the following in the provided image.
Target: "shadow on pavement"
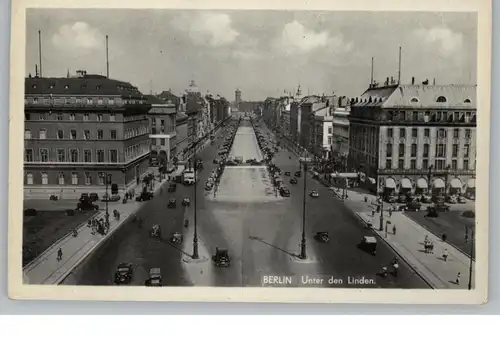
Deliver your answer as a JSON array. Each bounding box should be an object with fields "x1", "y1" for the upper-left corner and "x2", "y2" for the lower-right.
[{"x1": 248, "y1": 235, "x2": 298, "y2": 258}]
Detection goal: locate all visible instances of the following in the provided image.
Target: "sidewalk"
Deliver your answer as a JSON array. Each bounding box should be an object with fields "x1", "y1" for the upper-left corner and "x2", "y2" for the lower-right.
[
  {"x1": 357, "y1": 211, "x2": 475, "y2": 289},
  {"x1": 23, "y1": 175, "x2": 169, "y2": 285}
]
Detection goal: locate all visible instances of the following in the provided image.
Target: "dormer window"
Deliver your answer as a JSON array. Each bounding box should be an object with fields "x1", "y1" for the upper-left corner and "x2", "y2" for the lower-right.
[
  {"x1": 464, "y1": 99, "x2": 471, "y2": 103},
  {"x1": 436, "y1": 96, "x2": 447, "y2": 103},
  {"x1": 410, "y1": 97, "x2": 419, "y2": 103},
  {"x1": 49, "y1": 84, "x2": 55, "y2": 89},
  {"x1": 64, "y1": 85, "x2": 69, "y2": 89}
]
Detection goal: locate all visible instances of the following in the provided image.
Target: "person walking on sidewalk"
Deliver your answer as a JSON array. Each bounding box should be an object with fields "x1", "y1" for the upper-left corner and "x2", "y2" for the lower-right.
[
  {"x1": 392, "y1": 224, "x2": 396, "y2": 235},
  {"x1": 456, "y1": 272, "x2": 461, "y2": 285},
  {"x1": 442, "y1": 248, "x2": 449, "y2": 262},
  {"x1": 57, "y1": 248, "x2": 63, "y2": 262}
]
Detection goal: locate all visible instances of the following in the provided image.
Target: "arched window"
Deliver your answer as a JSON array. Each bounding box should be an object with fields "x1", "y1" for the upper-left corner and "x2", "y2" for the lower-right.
[
  {"x1": 436, "y1": 96, "x2": 447, "y2": 103},
  {"x1": 464, "y1": 99, "x2": 471, "y2": 103}
]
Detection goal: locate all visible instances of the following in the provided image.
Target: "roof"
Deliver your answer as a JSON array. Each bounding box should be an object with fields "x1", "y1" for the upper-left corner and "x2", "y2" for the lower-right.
[
  {"x1": 176, "y1": 111, "x2": 189, "y2": 123},
  {"x1": 25, "y1": 75, "x2": 145, "y2": 98},
  {"x1": 144, "y1": 95, "x2": 166, "y2": 105},
  {"x1": 299, "y1": 95, "x2": 322, "y2": 105},
  {"x1": 158, "y1": 90, "x2": 180, "y2": 104},
  {"x1": 353, "y1": 84, "x2": 476, "y2": 109}
]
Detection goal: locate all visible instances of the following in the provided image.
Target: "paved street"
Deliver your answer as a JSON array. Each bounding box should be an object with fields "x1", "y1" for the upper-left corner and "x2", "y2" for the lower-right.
[{"x1": 64, "y1": 120, "x2": 236, "y2": 286}]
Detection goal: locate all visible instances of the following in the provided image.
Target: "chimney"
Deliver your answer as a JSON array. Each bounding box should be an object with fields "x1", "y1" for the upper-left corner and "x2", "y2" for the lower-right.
[{"x1": 411, "y1": 77, "x2": 415, "y2": 85}]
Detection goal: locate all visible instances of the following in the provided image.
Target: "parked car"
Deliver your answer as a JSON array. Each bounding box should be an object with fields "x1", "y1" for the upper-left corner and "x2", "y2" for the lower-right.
[
  {"x1": 102, "y1": 193, "x2": 120, "y2": 202},
  {"x1": 432, "y1": 195, "x2": 445, "y2": 204},
  {"x1": 182, "y1": 197, "x2": 191, "y2": 206},
  {"x1": 79, "y1": 193, "x2": 90, "y2": 202},
  {"x1": 406, "y1": 201, "x2": 422, "y2": 211},
  {"x1": 289, "y1": 177, "x2": 298, "y2": 184},
  {"x1": 280, "y1": 187, "x2": 291, "y2": 197},
  {"x1": 458, "y1": 195, "x2": 467, "y2": 204},
  {"x1": 446, "y1": 195, "x2": 458, "y2": 204},
  {"x1": 145, "y1": 268, "x2": 162, "y2": 287},
  {"x1": 309, "y1": 190, "x2": 319, "y2": 198},
  {"x1": 89, "y1": 193, "x2": 99, "y2": 202},
  {"x1": 385, "y1": 195, "x2": 397, "y2": 203},
  {"x1": 294, "y1": 171, "x2": 301, "y2": 177},
  {"x1": 212, "y1": 247, "x2": 230, "y2": 267},
  {"x1": 167, "y1": 199, "x2": 177, "y2": 208},
  {"x1": 76, "y1": 200, "x2": 99, "y2": 211},
  {"x1": 431, "y1": 203, "x2": 450, "y2": 212},
  {"x1": 136, "y1": 191, "x2": 154, "y2": 202},
  {"x1": 398, "y1": 195, "x2": 407, "y2": 203},
  {"x1": 420, "y1": 195, "x2": 432, "y2": 203}
]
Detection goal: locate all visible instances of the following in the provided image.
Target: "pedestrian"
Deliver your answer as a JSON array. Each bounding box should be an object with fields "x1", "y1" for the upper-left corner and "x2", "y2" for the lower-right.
[
  {"x1": 389, "y1": 209, "x2": 393, "y2": 217},
  {"x1": 57, "y1": 248, "x2": 63, "y2": 261},
  {"x1": 392, "y1": 224, "x2": 396, "y2": 235},
  {"x1": 443, "y1": 248, "x2": 449, "y2": 262},
  {"x1": 371, "y1": 210, "x2": 375, "y2": 217},
  {"x1": 87, "y1": 219, "x2": 92, "y2": 228},
  {"x1": 456, "y1": 272, "x2": 461, "y2": 285},
  {"x1": 442, "y1": 233, "x2": 447, "y2": 242}
]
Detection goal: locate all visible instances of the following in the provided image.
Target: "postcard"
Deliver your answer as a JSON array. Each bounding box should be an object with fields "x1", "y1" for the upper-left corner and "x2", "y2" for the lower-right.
[{"x1": 8, "y1": 0, "x2": 491, "y2": 304}]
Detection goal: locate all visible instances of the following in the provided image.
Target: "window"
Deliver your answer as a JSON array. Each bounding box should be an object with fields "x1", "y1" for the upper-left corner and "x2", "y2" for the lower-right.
[
  {"x1": 110, "y1": 130, "x2": 117, "y2": 140},
  {"x1": 463, "y1": 159, "x2": 469, "y2": 170},
  {"x1": 109, "y1": 98, "x2": 115, "y2": 105},
  {"x1": 452, "y1": 160, "x2": 458, "y2": 170},
  {"x1": 399, "y1": 128, "x2": 406, "y2": 138},
  {"x1": 87, "y1": 98, "x2": 92, "y2": 104},
  {"x1": 327, "y1": 136, "x2": 332, "y2": 145},
  {"x1": 26, "y1": 172, "x2": 33, "y2": 185},
  {"x1": 98, "y1": 172, "x2": 105, "y2": 185},
  {"x1": 411, "y1": 128, "x2": 417, "y2": 138},
  {"x1": 97, "y1": 130, "x2": 103, "y2": 140},
  {"x1": 436, "y1": 96, "x2": 447, "y2": 103},
  {"x1": 25, "y1": 149, "x2": 33, "y2": 162},
  {"x1": 70, "y1": 149, "x2": 78, "y2": 162},
  {"x1": 328, "y1": 126, "x2": 333, "y2": 134},
  {"x1": 109, "y1": 150, "x2": 118, "y2": 163},
  {"x1": 453, "y1": 128, "x2": 459, "y2": 138},
  {"x1": 422, "y1": 159, "x2": 429, "y2": 169},
  {"x1": 152, "y1": 127, "x2": 157, "y2": 135},
  {"x1": 160, "y1": 138, "x2": 166, "y2": 146},
  {"x1": 25, "y1": 113, "x2": 31, "y2": 120},
  {"x1": 39, "y1": 129, "x2": 47, "y2": 139},
  {"x1": 398, "y1": 159, "x2": 404, "y2": 169},
  {"x1": 410, "y1": 159, "x2": 416, "y2": 169},
  {"x1": 398, "y1": 143, "x2": 405, "y2": 157},
  {"x1": 57, "y1": 113, "x2": 63, "y2": 121},
  {"x1": 110, "y1": 113, "x2": 116, "y2": 122},
  {"x1": 387, "y1": 128, "x2": 393, "y2": 138},
  {"x1": 69, "y1": 129, "x2": 76, "y2": 140},
  {"x1": 70, "y1": 113, "x2": 75, "y2": 121},
  {"x1": 449, "y1": 144, "x2": 458, "y2": 158},
  {"x1": 424, "y1": 128, "x2": 430, "y2": 137},
  {"x1": 71, "y1": 172, "x2": 78, "y2": 185},
  {"x1": 57, "y1": 149, "x2": 65, "y2": 162},
  {"x1": 386, "y1": 159, "x2": 392, "y2": 169},
  {"x1": 98, "y1": 98, "x2": 103, "y2": 105},
  {"x1": 83, "y1": 113, "x2": 89, "y2": 121},
  {"x1": 24, "y1": 129, "x2": 31, "y2": 139},
  {"x1": 41, "y1": 172, "x2": 48, "y2": 185},
  {"x1": 151, "y1": 118, "x2": 156, "y2": 126},
  {"x1": 411, "y1": 144, "x2": 417, "y2": 157},
  {"x1": 33, "y1": 97, "x2": 38, "y2": 104},
  {"x1": 84, "y1": 172, "x2": 92, "y2": 185},
  {"x1": 465, "y1": 129, "x2": 471, "y2": 139},
  {"x1": 436, "y1": 144, "x2": 446, "y2": 157},
  {"x1": 423, "y1": 144, "x2": 429, "y2": 158},
  {"x1": 97, "y1": 150, "x2": 105, "y2": 163},
  {"x1": 39, "y1": 113, "x2": 45, "y2": 120},
  {"x1": 76, "y1": 98, "x2": 82, "y2": 104},
  {"x1": 438, "y1": 128, "x2": 446, "y2": 138},
  {"x1": 84, "y1": 130, "x2": 90, "y2": 140},
  {"x1": 464, "y1": 144, "x2": 470, "y2": 157},
  {"x1": 57, "y1": 130, "x2": 64, "y2": 139},
  {"x1": 40, "y1": 149, "x2": 48, "y2": 162},
  {"x1": 84, "y1": 149, "x2": 92, "y2": 162},
  {"x1": 435, "y1": 159, "x2": 445, "y2": 170},
  {"x1": 58, "y1": 172, "x2": 65, "y2": 185},
  {"x1": 97, "y1": 114, "x2": 103, "y2": 122}
]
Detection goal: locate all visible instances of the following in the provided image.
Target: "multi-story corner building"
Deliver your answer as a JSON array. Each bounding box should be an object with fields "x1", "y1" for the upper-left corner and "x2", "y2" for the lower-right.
[
  {"x1": 24, "y1": 70, "x2": 151, "y2": 198},
  {"x1": 175, "y1": 111, "x2": 189, "y2": 161},
  {"x1": 298, "y1": 95, "x2": 324, "y2": 151},
  {"x1": 277, "y1": 96, "x2": 293, "y2": 136},
  {"x1": 146, "y1": 95, "x2": 176, "y2": 172},
  {"x1": 348, "y1": 79, "x2": 477, "y2": 198}
]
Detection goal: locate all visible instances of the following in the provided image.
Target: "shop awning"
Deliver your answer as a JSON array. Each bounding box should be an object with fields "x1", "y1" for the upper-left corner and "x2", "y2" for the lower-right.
[
  {"x1": 450, "y1": 178, "x2": 462, "y2": 189},
  {"x1": 385, "y1": 178, "x2": 396, "y2": 189},
  {"x1": 416, "y1": 178, "x2": 428, "y2": 189},
  {"x1": 467, "y1": 178, "x2": 476, "y2": 189},
  {"x1": 401, "y1": 178, "x2": 412, "y2": 189},
  {"x1": 432, "y1": 178, "x2": 445, "y2": 189}
]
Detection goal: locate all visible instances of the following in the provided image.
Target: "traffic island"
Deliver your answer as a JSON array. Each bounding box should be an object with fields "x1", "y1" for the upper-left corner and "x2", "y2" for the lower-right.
[{"x1": 182, "y1": 255, "x2": 209, "y2": 264}]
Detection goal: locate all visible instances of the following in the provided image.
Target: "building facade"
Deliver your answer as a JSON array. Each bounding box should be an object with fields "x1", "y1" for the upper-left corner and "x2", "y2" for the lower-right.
[
  {"x1": 146, "y1": 95, "x2": 177, "y2": 172},
  {"x1": 348, "y1": 81, "x2": 477, "y2": 197},
  {"x1": 175, "y1": 112, "x2": 189, "y2": 161},
  {"x1": 24, "y1": 71, "x2": 151, "y2": 198}
]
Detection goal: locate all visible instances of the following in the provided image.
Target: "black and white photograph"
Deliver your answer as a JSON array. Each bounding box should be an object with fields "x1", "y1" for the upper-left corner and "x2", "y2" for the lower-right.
[{"x1": 8, "y1": 0, "x2": 491, "y2": 303}]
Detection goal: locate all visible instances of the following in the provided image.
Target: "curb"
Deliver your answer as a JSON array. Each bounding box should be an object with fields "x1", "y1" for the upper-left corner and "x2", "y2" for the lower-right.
[
  {"x1": 354, "y1": 212, "x2": 436, "y2": 289},
  {"x1": 23, "y1": 210, "x2": 105, "y2": 272}
]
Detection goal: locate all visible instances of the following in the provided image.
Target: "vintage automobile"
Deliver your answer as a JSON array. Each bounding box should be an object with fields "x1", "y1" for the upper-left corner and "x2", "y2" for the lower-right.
[
  {"x1": 309, "y1": 190, "x2": 320, "y2": 198},
  {"x1": 182, "y1": 197, "x2": 191, "y2": 206},
  {"x1": 432, "y1": 203, "x2": 450, "y2": 212},
  {"x1": 420, "y1": 195, "x2": 432, "y2": 203},
  {"x1": 79, "y1": 193, "x2": 90, "y2": 202},
  {"x1": 446, "y1": 195, "x2": 458, "y2": 204},
  {"x1": 313, "y1": 231, "x2": 330, "y2": 243},
  {"x1": 212, "y1": 247, "x2": 231, "y2": 267},
  {"x1": 76, "y1": 200, "x2": 99, "y2": 211},
  {"x1": 357, "y1": 236, "x2": 377, "y2": 256},
  {"x1": 145, "y1": 268, "x2": 162, "y2": 287},
  {"x1": 398, "y1": 195, "x2": 407, "y2": 203},
  {"x1": 102, "y1": 193, "x2": 121, "y2": 202},
  {"x1": 385, "y1": 194, "x2": 397, "y2": 203},
  {"x1": 432, "y1": 195, "x2": 446, "y2": 204},
  {"x1": 405, "y1": 201, "x2": 422, "y2": 211},
  {"x1": 136, "y1": 191, "x2": 154, "y2": 202},
  {"x1": 426, "y1": 206, "x2": 439, "y2": 218},
  {"x1": 167, "y1": 183, "x2": 177, "y2": 193},
  {"x1": 114, "y1": 263, "x2": 133, "y2": 284},
  {"x1": 294, "y1": 171, "x2": 302, "y2": 177},
  {"x1": 89, "y1": 193, "x2": 99, "y2": 202},
  {"x1": 213, "y1": 158, "x2": 219, "y2": 164},
  {"x1": 150, "y1": 224, "x2": 161, "y2": 237},
  {"x1": 170, "y1": 232, "x2": 183, "y2": 244},
  {"x1": 205, "y1": 182, "x2": 214, "y2": 191},
  {"x1": 167, "y1": 199, "x2": 177, "y2": 208},
  {"x1": 284, "y1": 171, "x2": 291, "y2": 176},
  {"x1": 289, "y1": 177, "x2": 298, "y2": 185},
  {"x1": 280, "y1": 187, "x2": 291, "y2": 197},
  {"x1": 458, "y1": 195, "x2": 467, "y2": 204}
]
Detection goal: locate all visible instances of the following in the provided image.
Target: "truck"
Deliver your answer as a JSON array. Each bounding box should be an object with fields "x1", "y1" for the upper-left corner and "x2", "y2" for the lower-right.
[{"x1": 183, "y1": 169, "x2": 196, "y2": 185}]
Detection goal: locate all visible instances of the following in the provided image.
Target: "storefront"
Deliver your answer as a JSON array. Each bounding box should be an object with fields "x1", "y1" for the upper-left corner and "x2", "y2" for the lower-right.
[
  {"x1": 400, "y1": 177, "x2": 412, "y2": 195},
  {"x1": 415, "y1": 177, "x2": 428, "y2": 195},
  {"x1": 384, "y1": 177, "x2": 397, "y2": 196},
  {"x1": 449, "y1": 178, "x2": 463, "y2": 195},
  {"x1": 466, "y1": 178, "x2": 475, "y2": 199},
  {"x1": 432, "y1": 178, "x2": 446, "y2": 195}
]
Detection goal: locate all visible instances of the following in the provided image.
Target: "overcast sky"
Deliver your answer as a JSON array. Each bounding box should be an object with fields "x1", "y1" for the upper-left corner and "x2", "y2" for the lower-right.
[{"x1": 25, "y1": 9, "x2": 477, "y2": 101}]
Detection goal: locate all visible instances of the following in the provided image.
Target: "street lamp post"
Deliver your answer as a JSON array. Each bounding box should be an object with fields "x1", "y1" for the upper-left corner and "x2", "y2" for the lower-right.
[
  {"x1": 300, "y1": 160, "x2": 308, "y2": 259},
  {"x1": 468, "y1": 229, "x2": 474, "y2": 290},
  {"x1": 192, "y1": 137, "x2": 199, "y2": 260},
  {"x1": 105, "y1": 173, "x2": 112, "y2": 227},
  {"x1": 379, "y1": 191, "x2": 384, "y2": 231}
]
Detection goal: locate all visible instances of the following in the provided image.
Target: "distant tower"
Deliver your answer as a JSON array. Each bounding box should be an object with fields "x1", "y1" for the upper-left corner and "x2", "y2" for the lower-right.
[
  {"x1": 235, "y1": 88, "x2": 242, "y2": 110},
  {"x1": 186, "y1": 80, "x2": 199, "y2": 94}
]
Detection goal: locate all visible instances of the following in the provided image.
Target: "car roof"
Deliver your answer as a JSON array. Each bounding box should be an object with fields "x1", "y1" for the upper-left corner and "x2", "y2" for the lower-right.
[
  {"x1": 149, "y1": 268, "x2": 161, "y2": 274},
  {"x1": 364, "y1": 236, "x2": 377, "y2": 243}
]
